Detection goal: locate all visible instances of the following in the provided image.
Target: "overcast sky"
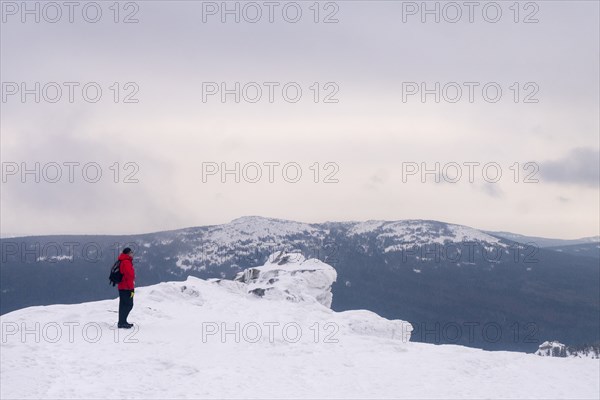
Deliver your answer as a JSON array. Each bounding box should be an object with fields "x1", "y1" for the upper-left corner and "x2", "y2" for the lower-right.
[{"x1": 1, "y1": 0, "x2": 599, "y2": 238}]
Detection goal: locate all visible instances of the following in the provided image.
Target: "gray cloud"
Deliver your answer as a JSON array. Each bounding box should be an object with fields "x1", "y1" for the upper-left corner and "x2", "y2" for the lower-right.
[
  {"x1": 478, "y1": 183, "x2": 504, "y2": 199},
  {"x1": 540, "y1": 148, "x2": 600, "y2": 187},
  {"x1": 0, "y1": 112, "x2": 182, "y2": 235}
]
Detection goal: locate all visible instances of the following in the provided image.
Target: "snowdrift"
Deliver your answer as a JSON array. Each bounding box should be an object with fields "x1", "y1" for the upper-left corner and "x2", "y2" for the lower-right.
[{"x1": 1, "y1": 253, "x2": 598, "y2": 399}]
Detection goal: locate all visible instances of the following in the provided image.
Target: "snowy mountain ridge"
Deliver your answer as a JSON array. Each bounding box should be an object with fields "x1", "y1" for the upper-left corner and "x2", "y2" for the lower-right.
[
  {"x1": 485, "y1": 230, "x2": 600, "y2": 248},
  {"x1": 1, "y1": 252, "x2": 598, "y2": 399},
  {"x1": 156, "y1": 216, "x2": 509, "y2": 272}
]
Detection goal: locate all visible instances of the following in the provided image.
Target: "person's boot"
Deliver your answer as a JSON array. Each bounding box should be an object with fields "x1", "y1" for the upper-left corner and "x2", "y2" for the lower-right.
[{"x1": 118, "y1": 322, "x2": 132, "y2": 329}]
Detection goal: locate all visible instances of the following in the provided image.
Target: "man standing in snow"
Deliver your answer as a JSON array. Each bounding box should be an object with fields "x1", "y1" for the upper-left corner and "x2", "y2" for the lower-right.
[{"x1": 117, "y1": 247, "x2": 135, "y2": 329}]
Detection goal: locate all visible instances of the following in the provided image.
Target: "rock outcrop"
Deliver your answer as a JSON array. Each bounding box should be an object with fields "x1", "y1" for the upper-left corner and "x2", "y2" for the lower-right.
[{"x1": 234, "y1": 251, "x2": 337, "y2": 308}]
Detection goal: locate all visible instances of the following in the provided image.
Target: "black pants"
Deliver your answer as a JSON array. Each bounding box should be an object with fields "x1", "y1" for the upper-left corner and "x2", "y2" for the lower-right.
[{"x1": 118, "y1": 289, "x2": 134, "y2": 324}]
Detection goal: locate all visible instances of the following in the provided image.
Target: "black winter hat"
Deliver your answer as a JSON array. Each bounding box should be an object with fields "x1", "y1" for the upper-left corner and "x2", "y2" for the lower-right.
[{"x1": 122, "y1": 247, "x2": 132, "y2": 254}]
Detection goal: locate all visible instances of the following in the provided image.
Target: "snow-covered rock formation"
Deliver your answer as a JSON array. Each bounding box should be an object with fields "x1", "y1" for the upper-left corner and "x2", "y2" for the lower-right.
[
  {"x1": 536, "y1": 340, "x2": 600, "y2": 359},
  {"x1": 233, "y1": 251, "x2": 337, "y2": 308}
]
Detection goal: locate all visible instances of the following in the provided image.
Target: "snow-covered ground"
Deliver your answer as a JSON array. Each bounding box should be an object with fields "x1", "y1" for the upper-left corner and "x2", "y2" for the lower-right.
[{"x1": 1, "y1": 253, "x2": 598, "y2": 399}]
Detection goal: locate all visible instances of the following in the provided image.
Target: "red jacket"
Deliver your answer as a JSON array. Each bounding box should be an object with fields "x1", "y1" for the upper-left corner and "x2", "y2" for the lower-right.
[{"x1": 117, "y1": 253, "x2": 135, "y2": 290}]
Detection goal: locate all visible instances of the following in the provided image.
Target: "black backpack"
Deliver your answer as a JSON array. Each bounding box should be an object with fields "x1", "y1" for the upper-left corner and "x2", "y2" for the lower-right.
[{"x1": 109, "y1": 260, "x2": 123, "y2": 286}]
